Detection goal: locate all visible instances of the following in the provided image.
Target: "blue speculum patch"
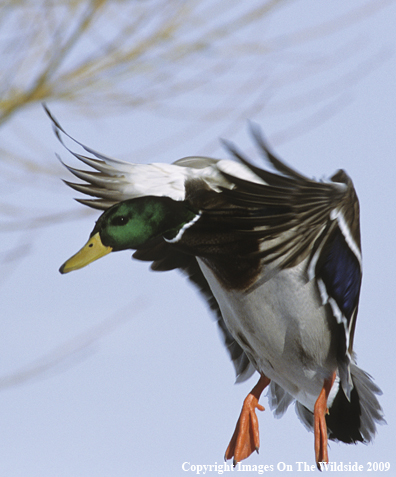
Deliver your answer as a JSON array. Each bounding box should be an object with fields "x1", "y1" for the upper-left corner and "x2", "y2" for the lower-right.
[{"x1": 318, "y1": 228, "x2": 361, "y2": 323}]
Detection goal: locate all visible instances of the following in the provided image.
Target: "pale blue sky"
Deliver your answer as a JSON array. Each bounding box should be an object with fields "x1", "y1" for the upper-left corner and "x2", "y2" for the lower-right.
[{"x1": 0, "y1": 2, "x2": 395, "y2": 476}]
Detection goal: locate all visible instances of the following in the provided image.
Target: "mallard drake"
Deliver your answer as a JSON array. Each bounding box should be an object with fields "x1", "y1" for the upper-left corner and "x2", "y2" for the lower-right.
[{"x1": 49, "y1": 109, "x2": 384, "y2": 469}]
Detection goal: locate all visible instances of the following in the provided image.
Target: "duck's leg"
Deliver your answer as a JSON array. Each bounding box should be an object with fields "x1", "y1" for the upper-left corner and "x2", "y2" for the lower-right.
[
  {"x1": 225, "y1": 374, "x2": 270, "y2": 466},
  {"x1": 314, "y1": 372, "x2": 336, "y2": 469}
]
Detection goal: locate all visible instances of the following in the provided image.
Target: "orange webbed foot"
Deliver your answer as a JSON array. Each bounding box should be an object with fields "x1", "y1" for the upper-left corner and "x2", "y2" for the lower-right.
[
  {"x1": 225, "y1": 375, "x2": 270, "y2": 466},
  {"x1": 314, "y1": 372, "x2": 336, "y2": 470}
]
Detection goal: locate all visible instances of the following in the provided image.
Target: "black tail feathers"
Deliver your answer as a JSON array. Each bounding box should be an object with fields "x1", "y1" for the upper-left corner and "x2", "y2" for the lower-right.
[{"x1": 295, "y1": 364, "x2": 385, "y2": 443}]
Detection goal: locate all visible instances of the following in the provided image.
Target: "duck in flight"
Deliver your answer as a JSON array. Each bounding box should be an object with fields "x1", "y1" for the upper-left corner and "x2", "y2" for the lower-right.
[{"x1": 48, "y1": 108, "x2": 384, "y2": 469}]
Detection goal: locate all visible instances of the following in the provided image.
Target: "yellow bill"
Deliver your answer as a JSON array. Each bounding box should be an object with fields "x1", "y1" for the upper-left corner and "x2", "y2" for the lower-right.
[{"x1": 59, "y1": 232, "x2": 112, "y2": 274}]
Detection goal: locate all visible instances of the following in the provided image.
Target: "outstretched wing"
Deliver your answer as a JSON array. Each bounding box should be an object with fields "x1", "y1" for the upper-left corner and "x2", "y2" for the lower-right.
[
  {"x1": 46, "y1": 106, "x2": 244, "y2": 209},
  {"x1": 210, "y1": 126, "x2": 361, "y2": 395}
]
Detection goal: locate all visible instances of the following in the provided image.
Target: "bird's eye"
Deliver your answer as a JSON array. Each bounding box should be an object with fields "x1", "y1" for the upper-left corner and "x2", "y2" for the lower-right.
[{"x1": 111, "y1": 216, "x2": 127, "y2": 226}]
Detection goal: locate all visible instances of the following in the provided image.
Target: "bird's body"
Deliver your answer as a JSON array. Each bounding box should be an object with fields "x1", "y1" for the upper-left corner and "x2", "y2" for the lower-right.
[
  {"x1": 198, "y1": 256, "x2": 337, "y2": 412},
  {"x1": 49, "y1": 107, "x2": 383, "y2": 467}
]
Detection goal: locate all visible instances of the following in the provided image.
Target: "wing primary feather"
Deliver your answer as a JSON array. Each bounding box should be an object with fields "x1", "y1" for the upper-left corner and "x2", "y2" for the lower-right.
[
  {"x1": 45, "y1": 105, "x2": 126, "y2": 165},
  {"x1": 63, "y1": 181, "x2": 127, "y2": 201},
  {"x1": 249, "y1": 122, "x2": 311, "y2": 182},
  {"x1": 75, "y1": 198, "x2": 116, "y2": 210}
]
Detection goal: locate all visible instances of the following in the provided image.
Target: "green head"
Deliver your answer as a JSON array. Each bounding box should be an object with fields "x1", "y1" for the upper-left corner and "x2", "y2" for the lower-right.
[{"x1": 59, "y1": 196, "x2": 198, "y2": 273}]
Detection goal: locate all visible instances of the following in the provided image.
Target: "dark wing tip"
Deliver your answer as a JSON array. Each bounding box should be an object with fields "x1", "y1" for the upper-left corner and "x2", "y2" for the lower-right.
[{"x1": 249, "y1": 123, "x2": 310, "y2": 182}]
